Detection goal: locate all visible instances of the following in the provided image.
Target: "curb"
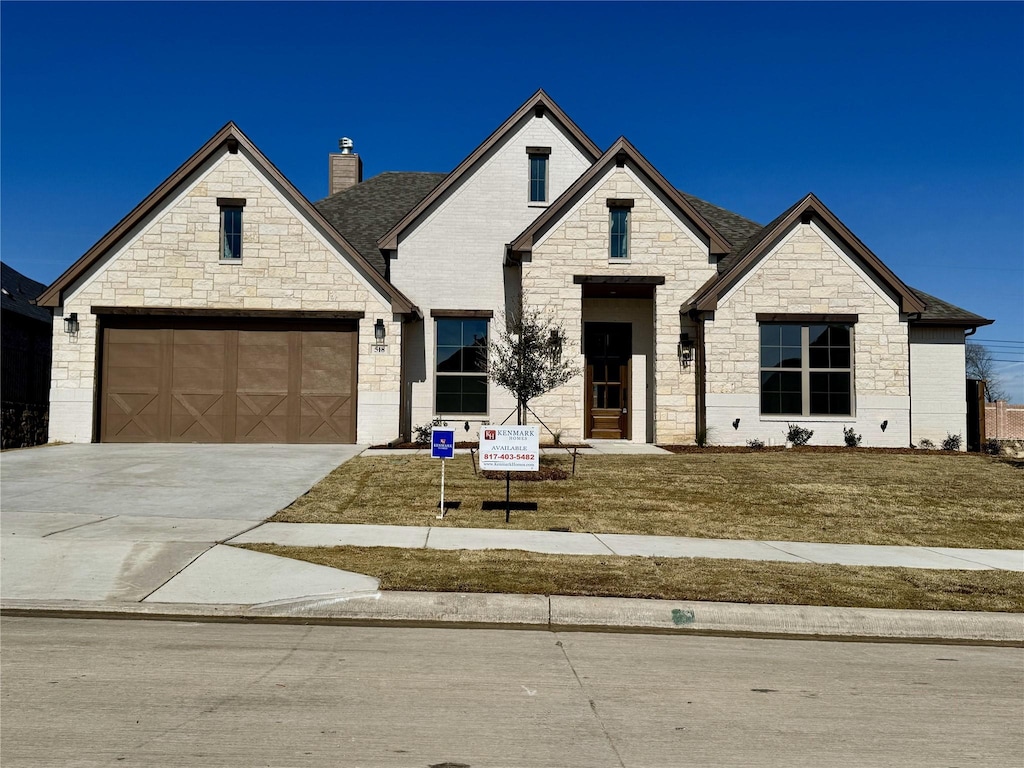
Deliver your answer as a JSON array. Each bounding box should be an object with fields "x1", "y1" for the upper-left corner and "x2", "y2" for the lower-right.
[{"x1": 3, "y1": 592, "x2": 1022, "y2": 646}]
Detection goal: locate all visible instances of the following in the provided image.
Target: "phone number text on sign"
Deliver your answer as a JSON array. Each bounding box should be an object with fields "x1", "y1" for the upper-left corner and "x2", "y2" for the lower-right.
[{"x1": 479, "y1": 426, "x2": 540, "y2": 471}]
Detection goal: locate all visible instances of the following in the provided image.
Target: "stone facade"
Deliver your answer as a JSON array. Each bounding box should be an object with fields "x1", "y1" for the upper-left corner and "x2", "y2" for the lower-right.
[
  {"x1": 390, "y1": 111, "x2": 592, "y2": 434},
  {"x1": 49, "y1": 148, "x2": 402, "y2": 444},
  {"x1": 705, "y1": 220, "x2": 911, "y2": 447},
  {"x1": 523, "y1": 166, "x2": 717, "y2": 443}
]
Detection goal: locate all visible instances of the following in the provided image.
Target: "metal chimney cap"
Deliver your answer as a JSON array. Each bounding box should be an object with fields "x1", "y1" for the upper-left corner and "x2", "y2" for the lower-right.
[{"x1": 339, "y1": 137, "x2": 354, "y2": 154}]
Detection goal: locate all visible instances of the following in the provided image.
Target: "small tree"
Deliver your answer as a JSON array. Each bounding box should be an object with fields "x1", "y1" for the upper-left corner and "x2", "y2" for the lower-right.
[
  {"x1": 489, "y1": 298, "x2": 580, "y2": 426},
  {"x1": 965, "y1": 342, "x2": 1006, "y2": 402}
]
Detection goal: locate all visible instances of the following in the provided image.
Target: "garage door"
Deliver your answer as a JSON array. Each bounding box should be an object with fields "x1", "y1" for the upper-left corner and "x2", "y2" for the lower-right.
[{"x1": 100, "y1": 317, "x2": 357, "y2": 443}]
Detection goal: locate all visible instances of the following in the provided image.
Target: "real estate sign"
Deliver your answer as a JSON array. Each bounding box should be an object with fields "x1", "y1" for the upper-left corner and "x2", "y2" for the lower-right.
[
  {"x1": 431, "y1": 428, "x2": 455, "y2": 459},
  {"x1": 479, "y1": 425, "x2": 540, "y2": 471}
]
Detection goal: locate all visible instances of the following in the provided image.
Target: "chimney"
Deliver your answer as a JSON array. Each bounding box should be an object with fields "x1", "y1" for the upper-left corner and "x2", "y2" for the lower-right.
[{"x1": 329, "y1": 137, "x2": 363, "y2": 195}]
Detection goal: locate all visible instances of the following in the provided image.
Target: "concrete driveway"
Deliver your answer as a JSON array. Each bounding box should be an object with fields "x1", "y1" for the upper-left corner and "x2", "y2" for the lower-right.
[{"x1": 1, "y1": 443, "x2": 368, "y2": 602}]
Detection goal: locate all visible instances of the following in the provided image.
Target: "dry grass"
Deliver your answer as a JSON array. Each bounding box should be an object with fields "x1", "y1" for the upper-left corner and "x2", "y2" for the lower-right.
[
  {"x1": 240, "y1": 544, "x2": 1024, "y2": 613},
  {"x1": 273, "y1": 452, "x2": 1024, "y2": 548}
]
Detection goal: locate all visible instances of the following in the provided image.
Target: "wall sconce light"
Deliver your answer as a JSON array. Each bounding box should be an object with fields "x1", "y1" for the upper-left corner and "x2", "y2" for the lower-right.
[
  {"x1": 733, "y1": 418, "x2": 741, "y2": 430},
  {"x1": 880, "y1": 420, "x2": 888, "y2": 432},
  {"x1": 678, "y1": 332, "x2": 694, "y2": 366},
  {"x1": 64, "y1": 312, "x2": 79, "y2": 335},
  {"x1": 548, "y1": 328, "x2": 563, "y2": 363},
  {"x1": 374, "y1": 318, "x2": 386, "y2": 343},
  {"x1": 464, "y1": 421, "x2": 471, "y2": 432}
]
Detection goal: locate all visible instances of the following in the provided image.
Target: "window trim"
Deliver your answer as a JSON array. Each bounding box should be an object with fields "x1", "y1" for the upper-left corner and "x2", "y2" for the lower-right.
[
  {"x1": 759, "y1": 321, "x2": 856, "y2": 418},
  {"x1": 527, "y1": 147, "x2": 550, "y2": 204},
  {"x1": 608, "y1": 202, "x2": 631, "y2": 261},
  {"x1": 217, "y1": 198, "x2": 246, "y2": 262},
  {"x1": 434, "y1": 315, "x2": 490, "y2": 416}
]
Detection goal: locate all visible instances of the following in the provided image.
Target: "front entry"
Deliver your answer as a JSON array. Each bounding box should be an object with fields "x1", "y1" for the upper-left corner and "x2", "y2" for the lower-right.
[{"x1": 585, "y1": 322, "x2": 631, "y2": 439}]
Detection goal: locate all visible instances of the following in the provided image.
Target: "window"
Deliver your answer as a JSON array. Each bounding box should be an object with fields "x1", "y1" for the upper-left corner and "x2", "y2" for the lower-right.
[
  {"x1": 610, "y1": 208, "x2": 629, "y2": 259},
  {"x1": 435, "y1": 318, "x2": 488, "y2": 414},
  {"x1": 607, "y1": 199, "x2": 633, "y2": 260},
  {"x1": 760, "y1": 323, "x2": 852, "y2": 416},
  {"x1": 527, "y1": 146, "x2": 550, "y2": 203},
  {"x1": 217, "y1": 198, "x2": 245, "y2": 260}
]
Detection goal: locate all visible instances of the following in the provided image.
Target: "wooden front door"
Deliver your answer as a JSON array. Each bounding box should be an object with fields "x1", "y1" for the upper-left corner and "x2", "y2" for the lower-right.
[{"x1": 585, "y1": 322, "x2": 631, "y2": 439}]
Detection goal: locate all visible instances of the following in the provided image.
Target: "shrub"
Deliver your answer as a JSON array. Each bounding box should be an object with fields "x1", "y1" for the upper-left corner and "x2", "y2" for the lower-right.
[
  {"x1": 695, "y1": 426, "x2": 714, "y2": 448},
  {"x1": 983, "y1": 438, "x2": 1002, "y2": 456},
  {"x1": 786, "y1": 423, "x2": 813, "y2": 446},
  {"x1": 843, "y1": 426, "x2": 862, "y2": 448},
  {"x1": 746, "y1": 438, "x2": 766, "y2": 450},
  {"x1": 413, "y1": 418, "x2": 444, "y2": 445},
  {"x1": 918, "y1": 438, "x2": 936, "y2": 450},
  {"x1": 941, "y1": 433, "x2": 963, "y2": 451}
]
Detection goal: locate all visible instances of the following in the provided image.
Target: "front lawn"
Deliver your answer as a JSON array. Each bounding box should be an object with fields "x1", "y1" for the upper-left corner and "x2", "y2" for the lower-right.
[
  {"x1": 239, "y1": 544, "x2": 1024, "y2": 613},
  {"x1": 272, "y1": 451, "x2": 1023, "y2": 549}
]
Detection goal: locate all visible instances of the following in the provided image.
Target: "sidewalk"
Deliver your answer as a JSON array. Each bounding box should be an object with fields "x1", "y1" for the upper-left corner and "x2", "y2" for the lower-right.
[{"x1": 230, "y1": 522, "x2": 1024, "y2": 571}]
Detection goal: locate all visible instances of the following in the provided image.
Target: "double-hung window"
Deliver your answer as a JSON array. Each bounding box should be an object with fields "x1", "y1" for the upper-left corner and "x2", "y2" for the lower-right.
[
  {"x1": 435, "y1": 316, "x2": 489, "y2": 414},
  {"x1": 527, "y1": 146, "x2": 550, "y2": 203},
  {"x1": 218, "y1": 197, "x2": 245, "y2": 261},
  {"x1": 608, "y1": 199, "x2": 633, "y2": 260},
  {"x1": 760, "y1": 321, "x2": 853, "y2": 416}
]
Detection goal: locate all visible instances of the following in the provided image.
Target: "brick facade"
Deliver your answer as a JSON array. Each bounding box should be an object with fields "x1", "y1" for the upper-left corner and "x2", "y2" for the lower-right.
[{"x1": 985, "y1": 401, "x2": 1024, "y2": 440}]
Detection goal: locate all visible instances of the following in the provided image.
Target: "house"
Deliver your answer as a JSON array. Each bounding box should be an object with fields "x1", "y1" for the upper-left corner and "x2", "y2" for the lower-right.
[
  {"x1": 38, "y1": 91, "x2": 992, "y2": 447},
  {"x1": 2, "y1": 262, "x2": 53, "y2": 448}
]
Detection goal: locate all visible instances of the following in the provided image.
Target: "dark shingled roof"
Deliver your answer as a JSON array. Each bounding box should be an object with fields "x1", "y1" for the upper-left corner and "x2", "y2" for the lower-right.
[
  {"x1": 313, "y1": 170, "x2": 990, "y2": 328},
  {"x1": 678, "y1": 191, "x2": 763, "y2": 255},
  {"x1": 909, "y1": 287, "x2": 993, "y2": 326},
  {"x1": 1, "y1": 262, "x2": 51, "y2": 324},
  {"x1": 315, "y1": 172, "x2": 447, "y2": 276}
]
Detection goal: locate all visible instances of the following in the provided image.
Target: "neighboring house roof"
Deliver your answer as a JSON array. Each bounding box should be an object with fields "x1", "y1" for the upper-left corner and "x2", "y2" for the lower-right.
[
  {"x1": 685, "y1": 193, "x2": 929, "y2": 315},
  {"x1": 376, "y1": 89, "x2": 602, "y2": 251},
  {"x1": 909, "y1": 287, "x2": 994, "y2": 327},
  {"x1": 315, "y1": 172, "x2": 447, "y2": 277},
  {"x1": 36, "y1": 123, "x2": 419, "y2": 316},
  {"x1": 1, "y1": 262, "x2": 51, "y2": 324},
  {"x1": 509, "y1": 137, "x2": 735, "y2": 258}
]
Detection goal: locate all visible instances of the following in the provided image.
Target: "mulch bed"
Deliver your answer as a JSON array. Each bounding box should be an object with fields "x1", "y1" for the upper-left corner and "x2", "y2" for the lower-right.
[
  {"x1": 659, "y1": 444, "x2": 972, "y2": 456},
  {"x1": 370, "y1": 442, "x2": 590, "y2": 450},
  {"x1": 481, "y1": 465, "x2": 571, "y2": 481}
]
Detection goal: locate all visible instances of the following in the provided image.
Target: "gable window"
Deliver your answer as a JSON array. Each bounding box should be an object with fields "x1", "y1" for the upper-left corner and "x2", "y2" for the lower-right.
[
  {"x1": 607, "y1": 199, "x2": 633, "y2": 260},
  {"x1": 527, "y1": 146, "x2": 550, "y2": 203},
  {"x1": 218, "y1": 198, "x2": 245, "y2": 261},
  {"x1": 760, "y1": 321, "x2": 853, "y2": 416},
  {"x1": 435, "y1": 316, "x2": 489, "y2": 414}
]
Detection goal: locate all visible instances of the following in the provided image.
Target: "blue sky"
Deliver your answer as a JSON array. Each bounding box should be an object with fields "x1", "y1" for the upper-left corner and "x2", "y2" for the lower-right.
[{"x1": 2, "y1": 1, "x2": 1022, "y2": 398}]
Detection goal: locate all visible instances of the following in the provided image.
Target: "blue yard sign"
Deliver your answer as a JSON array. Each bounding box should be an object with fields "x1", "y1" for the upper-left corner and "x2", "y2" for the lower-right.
[{"x1": 431, "y1": 428, "x2": 455, "y2": 459}]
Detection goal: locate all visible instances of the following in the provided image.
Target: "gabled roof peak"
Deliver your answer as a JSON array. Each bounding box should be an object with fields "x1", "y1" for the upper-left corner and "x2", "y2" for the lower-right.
[
  {"x1": 37, "y1": 121, "x2": 418, "y2": 314},
  {"x1": 510, "y1": 135, "x2": 733, "y2": 257},
  {"x1": 376, "y1": 89, "x2": 600, "y2": 251},
  {"x1": 688, "y1": 192, "x2": 927, "y2": 315}
]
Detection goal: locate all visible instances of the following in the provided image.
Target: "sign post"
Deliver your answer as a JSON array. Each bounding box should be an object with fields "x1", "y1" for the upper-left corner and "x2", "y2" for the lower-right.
[
  {"x1": 479, "y1": 425, "x2": 540, "y2": 522},
  {"x1": 431, "y1": 427, "x2": 455, "y2": 519}
]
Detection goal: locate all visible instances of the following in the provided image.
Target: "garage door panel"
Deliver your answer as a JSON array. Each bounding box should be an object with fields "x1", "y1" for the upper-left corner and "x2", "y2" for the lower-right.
[
  {"x1": 101, "y1": 321, "x2": 357, "y2": 443},
  {"x1": 300, "y1": 395, "x2": 354, "y2": 442},
  {"x1": 236, "y1": 394, "x2": 289, "y2": 442},
  {"x1": 105, "y1": 392, "x2": 163, "y2": 441},
  {"x1": 171, "y1": 393, "x2": 226, "y2": 441}
]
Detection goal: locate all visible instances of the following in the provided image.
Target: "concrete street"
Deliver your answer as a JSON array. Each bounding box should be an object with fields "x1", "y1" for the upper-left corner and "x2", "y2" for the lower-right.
[{"x1": 2, "y1": 617, "x2": 1022, "y2": 767}]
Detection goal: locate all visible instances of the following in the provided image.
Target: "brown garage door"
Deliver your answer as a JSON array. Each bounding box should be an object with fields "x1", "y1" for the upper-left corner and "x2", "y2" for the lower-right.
[{"x1": 100, "y1": 317, "x2": 357, "y2": 443}]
